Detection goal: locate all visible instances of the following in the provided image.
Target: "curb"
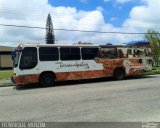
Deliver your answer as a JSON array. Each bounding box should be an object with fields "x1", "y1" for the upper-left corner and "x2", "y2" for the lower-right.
[
  {"x1": 0, "y1": 79, "x2": 13, "y2": 87},
  {"x1": 0, "y1": 83, "x2": 14, "y2": 87},
  {"x1": 0, "y1": 85, "x2": 13, "y2": 87}
]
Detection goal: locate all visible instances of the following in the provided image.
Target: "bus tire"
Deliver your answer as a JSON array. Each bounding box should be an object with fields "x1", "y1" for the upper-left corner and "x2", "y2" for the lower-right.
[
  {"x1": 39, "y1": 72, "x2": 55, "y2": 86},
  {"x1": 114, "y1": 68, "x2": 125, "y2": 80}
]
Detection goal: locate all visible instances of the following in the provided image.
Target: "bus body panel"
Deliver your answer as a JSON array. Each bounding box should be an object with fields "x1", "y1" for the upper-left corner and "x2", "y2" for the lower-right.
[{"x1": 13, "y1": 58, "x2": 144, "y2": 85}]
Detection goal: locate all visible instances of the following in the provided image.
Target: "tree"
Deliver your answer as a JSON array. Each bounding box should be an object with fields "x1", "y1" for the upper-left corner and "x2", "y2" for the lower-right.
[
  {"x1": 145, "y1": 29, "x2": 160, "y2": 66},
  {"x1": 46, "y1": 13, "x2": 55, "y2": 44}
]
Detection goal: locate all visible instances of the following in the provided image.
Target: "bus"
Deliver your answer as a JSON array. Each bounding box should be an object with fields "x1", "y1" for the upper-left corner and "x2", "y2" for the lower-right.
[{"x1": 11, "y1": 43, "x2": 152, "y2": 86}]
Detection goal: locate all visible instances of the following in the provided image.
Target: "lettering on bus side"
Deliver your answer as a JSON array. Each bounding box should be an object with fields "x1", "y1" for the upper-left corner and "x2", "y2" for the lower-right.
[{"x1": 55, "y1": 61, "x2": 90, "y2": 69}]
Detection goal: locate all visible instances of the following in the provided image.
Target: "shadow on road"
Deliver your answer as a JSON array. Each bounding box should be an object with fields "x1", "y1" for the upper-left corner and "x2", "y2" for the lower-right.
[{"x1": 15, "y1": 75, "x2": 155, "y2": 90}]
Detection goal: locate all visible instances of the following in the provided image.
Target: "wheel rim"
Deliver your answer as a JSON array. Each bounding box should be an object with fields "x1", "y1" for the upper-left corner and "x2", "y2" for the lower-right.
[
  {"x1": 117, "y1": 71, "x2": 123, "y2": 78},
  {"x1": 44, "y1": 76, "x2": 52, "y2": 84},
  {"x1": 41, "y1": 73, "x2": 54, "y2": 86},
  {"x1": 115, "y1": 69, "x2": 124, "y2": 80}
]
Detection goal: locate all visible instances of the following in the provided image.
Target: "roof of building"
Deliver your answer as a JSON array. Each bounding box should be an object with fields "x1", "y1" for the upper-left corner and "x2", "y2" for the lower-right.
[
  {"x1": 0, "y1": 46, "x2": 14, "y2": 52},
  {"x1": 127, "y1": 40, "x2": 149, "y2": 45}
]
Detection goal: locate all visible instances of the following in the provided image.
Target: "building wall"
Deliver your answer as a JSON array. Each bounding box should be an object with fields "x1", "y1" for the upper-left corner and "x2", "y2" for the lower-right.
[
  {"x1": 0, "y1": 46, "x2": 13, "y2": 69},
  {"x1": 0, "y1": 55, "x2": 13, "y2": 68}
]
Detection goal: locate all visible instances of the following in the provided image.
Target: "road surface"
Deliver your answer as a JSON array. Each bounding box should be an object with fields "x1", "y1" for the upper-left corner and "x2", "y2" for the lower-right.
[{"x1": 0, "y1": 75, "x2": 160, "y2": 122}]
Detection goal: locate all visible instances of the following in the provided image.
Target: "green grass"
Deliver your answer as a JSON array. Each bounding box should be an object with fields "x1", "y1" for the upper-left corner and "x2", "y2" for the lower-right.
[
  {"x1": 0, "y1": 70, "x2": 13, "y2": 80},
  {"x1": 154, "y1": 66, "x2": 160, "y2": 70},
  {"x1": 143, "y1": 66, "x2": 160, "y2": 75}
]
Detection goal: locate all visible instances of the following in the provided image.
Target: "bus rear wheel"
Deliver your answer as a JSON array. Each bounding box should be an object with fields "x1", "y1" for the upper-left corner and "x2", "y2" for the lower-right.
[
  {"x1": 39, "y1": 73, "x2": 55, "y2": 86},
  {"x1": 114, "y1": 68, "x2": 125, "y2": 80}
]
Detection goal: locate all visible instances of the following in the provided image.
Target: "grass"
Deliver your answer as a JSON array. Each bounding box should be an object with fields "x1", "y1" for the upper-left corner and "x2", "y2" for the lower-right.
[
  {"x1": 0, "y1": 70, "x2": 13, "y2": 87},
  {"x1": 143, "y1": 66, "x2": 160, "y2": 75},
  {"x1": 154, "y1": 66, "x2": 160, "y2": 70},
  {"x1": 0, "y1": 70, "x2": 13, "y2": 80}
]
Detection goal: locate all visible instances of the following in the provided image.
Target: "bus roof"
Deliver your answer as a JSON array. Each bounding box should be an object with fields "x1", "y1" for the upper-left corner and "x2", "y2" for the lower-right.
[
  {"x1": 20, "y1": 43, "x2": 97, "y2": 47},
  {"x1": 19, "y1": 43, "x2": 118, "y2": 48}
]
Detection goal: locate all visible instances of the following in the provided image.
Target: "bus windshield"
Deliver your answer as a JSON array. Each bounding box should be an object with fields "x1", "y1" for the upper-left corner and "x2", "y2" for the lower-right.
[
  {"x1": 13, "y1": 52, "x2": 21, "y2": 67},
  {"x1": 19, "y1": 47, "x2": 38, "y2": 70}
]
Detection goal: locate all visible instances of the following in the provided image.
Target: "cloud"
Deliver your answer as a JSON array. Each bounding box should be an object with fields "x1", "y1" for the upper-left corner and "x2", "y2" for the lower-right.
[
  {"x1": 110, "y1": 17, "x2": 118, "y2": 21},
  {"x1": 0, "y1": 0, "x2": 160, "y2": 46},
  {"x1": 115, "y1": 0, "x2": 132, "y2": 4},
  {"x1": 0, "y1": 0, "x2": 49, "y2": 44},
  {"x1": 0, "y1": 0, "x2": 118, "y2": 46},
  {"x1": 96, "y1": 6, "x2": 104, "y2": 12},
  {"x1": 116, "y1": 0, "x2": 160, "y2": 42},
  {"x1": 79, "y1": 0, "x2": 89, "y2": 4},
  {"x1": 123, "y1": 0, "x2": 160, "y2": 30},
  {"x1": 104, "y1": 0, "x2": 110, "y2": 2},
  {"x1": 104, "y1": 0, "x2": 132, "y2": 4}
]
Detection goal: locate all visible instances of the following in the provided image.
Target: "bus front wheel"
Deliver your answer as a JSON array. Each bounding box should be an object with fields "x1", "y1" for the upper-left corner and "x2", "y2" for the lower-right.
[
  {"x1": 114, "y1": 68, "x2": 125, "y2": 80},
  {"x1": 39, "y1": 73, "x2": 55, "y2": 86}
]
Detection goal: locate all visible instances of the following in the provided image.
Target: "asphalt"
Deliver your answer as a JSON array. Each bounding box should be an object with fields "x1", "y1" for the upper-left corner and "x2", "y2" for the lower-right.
[{"x1": 0, "y1": 75, "x2": 160, "y2": 122}]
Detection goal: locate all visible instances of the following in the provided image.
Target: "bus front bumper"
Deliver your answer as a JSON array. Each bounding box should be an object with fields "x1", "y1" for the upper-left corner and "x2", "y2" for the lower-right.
[
  {"x1": 10, "y1": 75, "x2": 22, "y2": 85},
  {"x1": 10, "y1": 75, "x2": 26, "y2": 85},
  {"x1": 10, "y1": 74, "x2": 40, "y2": 85}
]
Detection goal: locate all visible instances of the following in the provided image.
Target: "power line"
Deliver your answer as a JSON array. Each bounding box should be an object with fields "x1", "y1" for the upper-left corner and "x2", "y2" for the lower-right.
[
  {"x1": 0, "y1": 24, "x2": 45, "y2": 29},
  {"x1": 0, "y1": 23, "x2": 159, "y2": 35}
]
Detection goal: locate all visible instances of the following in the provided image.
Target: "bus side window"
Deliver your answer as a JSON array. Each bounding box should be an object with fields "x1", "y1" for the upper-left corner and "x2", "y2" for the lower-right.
[
  {"x1": 144, "y1": 49, "x2": 150, "y2": 57},
  {"x1": 97, "y1": 48, "x2": 117, "y2": 59},
  {"x1": 81, "y1": 48, "x2": 99, "y2": 60},
  {"x1": 117, "y1": 49, "x2": 124, "y2": 58},
  {"x1": 127, "y1": 49, "x2": 134, "y2": 58},
  {"x1": 127, "y1": 49, "x2": 131, "y2": 55},
  {"x1": 60, "y1": 47, "x2": 80, "y2": 61},
  {"x1": 39, "y1": 47, "x2": 59, "y2": 61}
]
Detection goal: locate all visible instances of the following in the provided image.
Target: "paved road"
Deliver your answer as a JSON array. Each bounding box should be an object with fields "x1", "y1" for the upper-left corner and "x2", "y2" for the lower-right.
[{"x1": 0, "y1": 75, "x2": 160, "y2": 122}]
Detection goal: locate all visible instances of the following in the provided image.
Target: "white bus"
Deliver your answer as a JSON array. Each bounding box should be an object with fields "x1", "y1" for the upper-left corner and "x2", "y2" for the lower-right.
[{"x1": 11, "y1": 43, "x2": 152, "y2": 86}]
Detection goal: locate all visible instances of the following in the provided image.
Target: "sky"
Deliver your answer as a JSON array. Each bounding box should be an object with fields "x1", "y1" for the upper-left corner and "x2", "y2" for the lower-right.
[{"x1": 0, "y1": 0, "x2": 160, "y2": 46}]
